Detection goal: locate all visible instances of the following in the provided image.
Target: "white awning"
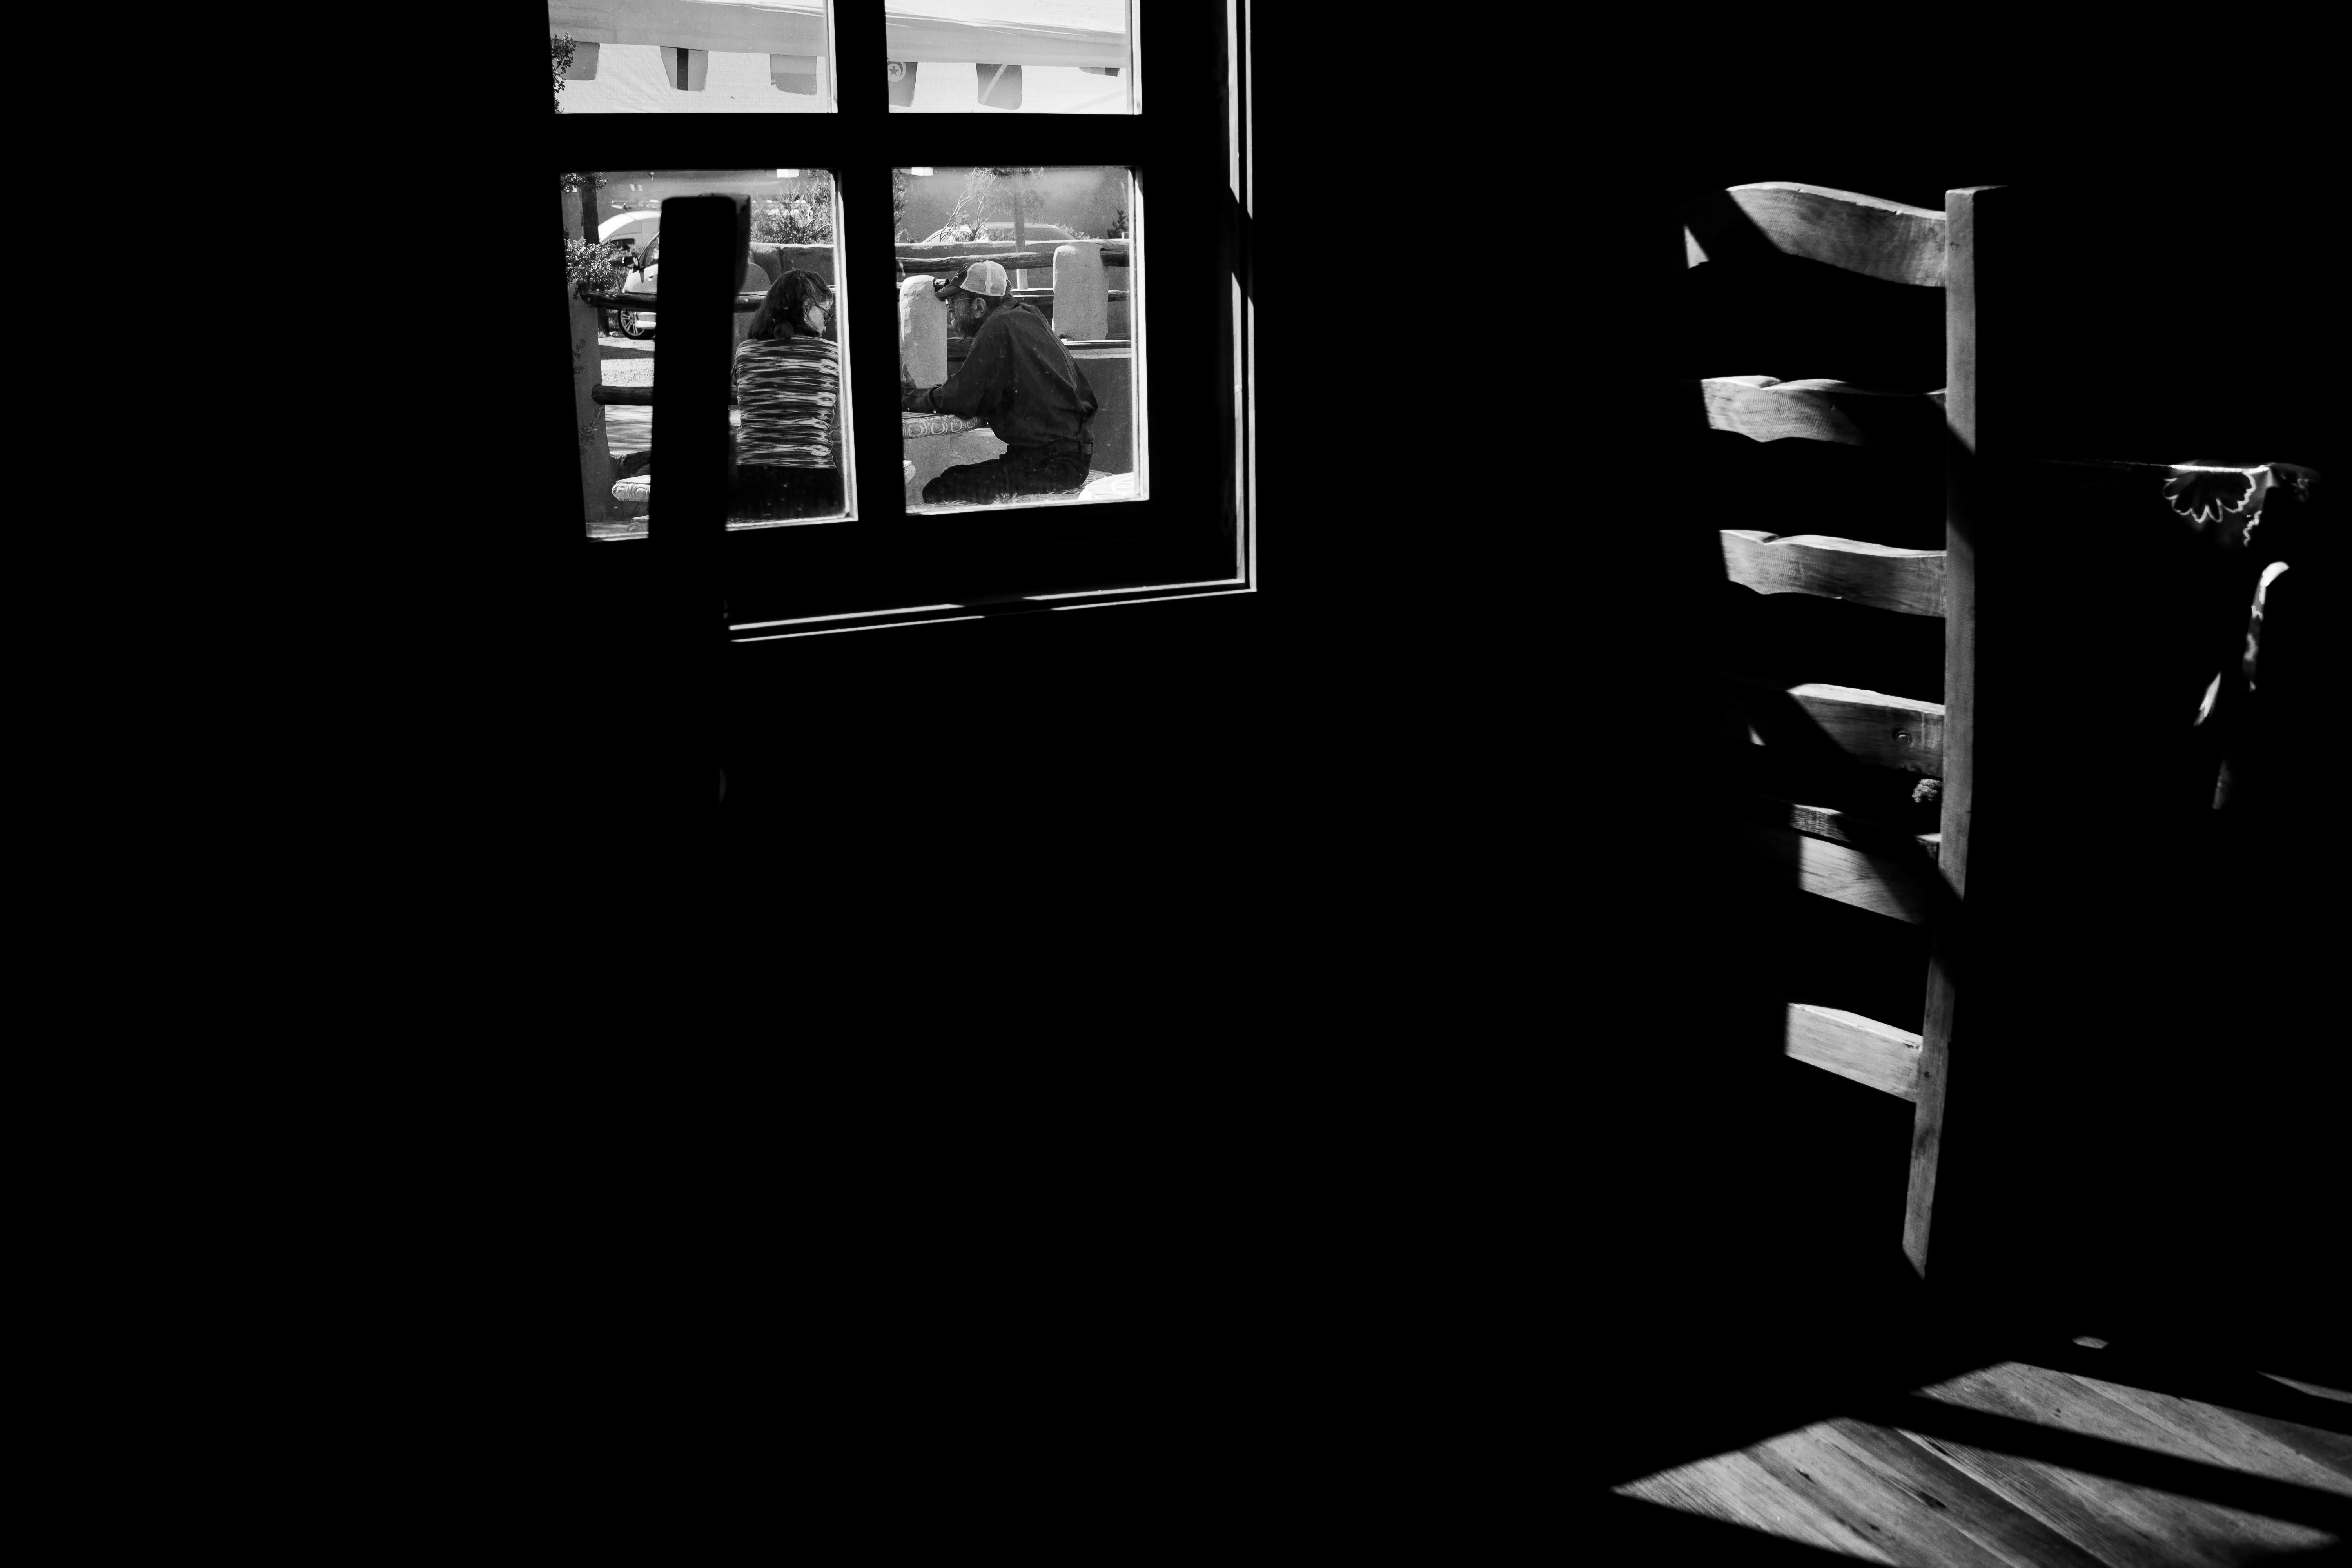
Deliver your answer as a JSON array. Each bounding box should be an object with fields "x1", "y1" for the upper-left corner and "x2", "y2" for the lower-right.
[
  {"x1": 548, "y1": 2, "x2": 1127, "y2": 68},
  {"x1": 884, "y1": 15, "x2": 1123, "y2": 69},
  {"x1": 548, "y1": 0, "x2": 826, "y2": 54}
]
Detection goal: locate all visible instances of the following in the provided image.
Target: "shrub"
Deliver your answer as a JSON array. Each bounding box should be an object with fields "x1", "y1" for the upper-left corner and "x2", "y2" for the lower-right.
[
  {"x1": 752, "y1": 177, "x2": 835, "y2": 245},
  {"x1": 566, "y1": 237, "x2": 635, "y2": 299}
]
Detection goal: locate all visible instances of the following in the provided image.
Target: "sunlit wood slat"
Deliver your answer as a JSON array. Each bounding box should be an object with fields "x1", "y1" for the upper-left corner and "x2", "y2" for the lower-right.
[
  {"x1": 1686, "y1": 181, "x2": 1949, "y2": 287},
  {"x1": 1782, "y1": 1001, "x2": 1922, "y2": 1099},
  {"x1": 1721, "y1": 677, "x2": 1947, "y2": 777},
  {"x1": 1699, "y1": 376, "x2": 1948, "y2": 450},
  {"x1": 1720, "y1": 530, "x2": 1946, "y2": 618}
]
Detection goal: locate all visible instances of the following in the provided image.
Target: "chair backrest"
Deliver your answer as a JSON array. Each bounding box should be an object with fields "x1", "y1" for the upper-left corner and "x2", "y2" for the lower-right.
[
  {"x1": 1667, "y1": 178, "x2": 2327, "y2": 1299},
  {"x1": 1670, "y1": 182, "x2": 1994, "y2": 1281}
]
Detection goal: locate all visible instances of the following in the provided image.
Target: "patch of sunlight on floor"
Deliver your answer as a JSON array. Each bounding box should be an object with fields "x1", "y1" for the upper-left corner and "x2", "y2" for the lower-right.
[{"x1": 1611, "y1": 1417, "x2": 1905, "y2": 1561}]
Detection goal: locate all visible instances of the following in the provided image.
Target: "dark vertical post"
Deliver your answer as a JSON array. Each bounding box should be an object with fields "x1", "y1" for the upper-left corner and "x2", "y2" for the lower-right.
[
  {"x1": 1906, "y1": 187, "x2": 2002, "y2": 1285},
  {"x1": 844, "y1": 167, "x2": 905, "y2": 532},
  {"x1": 649, "y1": 193, "x2": 747, "y2": 815},
  {"x1": 835, "y1": 3, "x2": 895, "y2": 537},
  {"x1": 1911, "y1": 185, "x2": 2096, "y2": 1327},
  {"x1": 566, "y1": 185, "x2": 617, "y2": 528}
]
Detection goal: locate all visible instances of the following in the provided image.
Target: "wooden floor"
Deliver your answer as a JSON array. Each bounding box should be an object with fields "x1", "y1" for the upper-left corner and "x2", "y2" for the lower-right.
[{"x1": 1608, "y1": 1334, "x2": 2351, "y2": 1564}]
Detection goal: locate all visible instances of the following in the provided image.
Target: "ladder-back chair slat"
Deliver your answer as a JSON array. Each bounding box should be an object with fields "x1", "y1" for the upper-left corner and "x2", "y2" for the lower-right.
[
  {"x1": 1684, "y1": 182, "x2": 1949, "y2": 288},
  {"x1": 1718, "y1": 531, "x2": 1947, "y2": 618},
  {"x1": 1721, "y1": 677, "x2": 1947, "y2": 777},
  {"x1": 1781, "y1": 1000, "x2": 1926, "y2": 1100},
  {"x1": 1699, "y1": 378, "x2": 1947, "y2": 450}
]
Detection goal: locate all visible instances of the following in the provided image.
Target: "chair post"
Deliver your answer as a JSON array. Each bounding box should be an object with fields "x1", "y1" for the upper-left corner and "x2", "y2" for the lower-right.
[
  {"x1": 1904, "y1": 185, "x2": 2002, "y2": 1283},
  {"x1": 1910, "y1": 185, "x2": 2101, "y2": 1325}
]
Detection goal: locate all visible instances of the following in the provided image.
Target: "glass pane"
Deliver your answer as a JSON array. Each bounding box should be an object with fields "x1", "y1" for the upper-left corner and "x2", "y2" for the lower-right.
[
  {"x1": 897, "y1": 167, "x2": 1139, "y2": 512},
  {"x1": 566, "y1": 171, "x2": 851, "y2": 537},
  {"x1": 883, "y1": 2, "x2": 1133, "y2": 114},
  {"x1": 550, "y1": 2, "x2": 837, "y2": 113}
]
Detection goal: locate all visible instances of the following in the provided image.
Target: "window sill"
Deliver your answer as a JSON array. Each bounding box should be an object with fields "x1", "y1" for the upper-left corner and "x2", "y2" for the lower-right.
[
  {"x1": 591, "y1": 480, "x2": 1146, "y2": 541},
  {"x1": 727, "y1": 578, "x2": 1251, "y2": 641}
]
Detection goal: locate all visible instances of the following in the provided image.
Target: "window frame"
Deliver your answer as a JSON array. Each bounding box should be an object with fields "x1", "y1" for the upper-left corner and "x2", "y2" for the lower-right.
[{"x1": 536, "y1": 3, "x2": 1254, "y2": 634}]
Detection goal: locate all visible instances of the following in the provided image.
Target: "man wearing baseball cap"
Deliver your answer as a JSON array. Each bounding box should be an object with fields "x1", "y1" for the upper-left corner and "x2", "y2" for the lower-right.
[{"x1": 900, "y1": 259, "x2": 1099, "y2": 503}]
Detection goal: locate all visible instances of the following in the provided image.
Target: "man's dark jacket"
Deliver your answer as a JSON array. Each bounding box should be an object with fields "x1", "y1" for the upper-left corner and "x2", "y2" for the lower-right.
[{"x1": 901, "y1": 300, "x2": 1097, "y2": 453}]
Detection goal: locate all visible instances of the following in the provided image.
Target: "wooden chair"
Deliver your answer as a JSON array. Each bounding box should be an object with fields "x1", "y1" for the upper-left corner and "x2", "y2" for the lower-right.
[
  {"x1": 1658, "y1": 183, "x2": 2019, "y2": 1286},
  {"x1": 1664, "y1": 182, "x2": 2323, "y2": 1300}
]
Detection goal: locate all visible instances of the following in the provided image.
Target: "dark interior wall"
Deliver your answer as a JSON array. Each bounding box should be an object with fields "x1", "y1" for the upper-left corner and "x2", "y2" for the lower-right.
[
  {"x1": 398, "y1": 21, "x2": 2340, "y2": 1495},
  {"x1": 691, "y1": 82, "x2": 2337, "y2": 1365}
]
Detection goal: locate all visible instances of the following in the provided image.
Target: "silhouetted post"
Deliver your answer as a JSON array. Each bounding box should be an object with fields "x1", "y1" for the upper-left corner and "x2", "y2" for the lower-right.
[
  {"x1": 648, "y1": 193, "x2": 748, "y2": 815},
  {"x1": 565, "y1": 185, "x2": 615, "y2": 526},
  {"x1": 1911, "y1": 184, "x2": 2097, "y2": 1327}
]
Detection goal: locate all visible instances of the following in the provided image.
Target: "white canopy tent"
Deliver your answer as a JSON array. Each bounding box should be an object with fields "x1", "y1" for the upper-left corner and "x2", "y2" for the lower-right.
[{"x1": 550, "y1": 0, "x2": 1131, "y2": 113}]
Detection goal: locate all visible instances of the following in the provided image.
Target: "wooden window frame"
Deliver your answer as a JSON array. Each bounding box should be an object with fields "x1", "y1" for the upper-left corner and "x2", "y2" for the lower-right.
[{"x1": 533, "y1": 4, "x2": 1253, "y2": 633}]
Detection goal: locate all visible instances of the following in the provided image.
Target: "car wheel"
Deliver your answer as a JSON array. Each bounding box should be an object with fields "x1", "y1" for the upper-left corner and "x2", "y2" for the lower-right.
[{"x1": 620, "y1": 310, "x2": 649, "y2": 340}]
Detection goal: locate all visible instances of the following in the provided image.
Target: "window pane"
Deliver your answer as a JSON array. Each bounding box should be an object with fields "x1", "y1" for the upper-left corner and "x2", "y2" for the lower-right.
[
  {"x1": 898, "y1": 167, "x2": 1139, "y2": 512},
  {"x1": 882, "y1": 2, "x2": 1133, "y2": 114},
  {"x1": 550, "y1": 2, "x2": 837, "y2": 113},
  {"x1": 567, "y1": 171, "x2": 850, "y2": 537}
]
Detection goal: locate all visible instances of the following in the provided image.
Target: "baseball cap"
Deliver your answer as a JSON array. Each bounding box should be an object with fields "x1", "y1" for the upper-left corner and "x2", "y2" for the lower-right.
[{"x1": 932, "y1": 258, "x2": 1009, "y2": 302}]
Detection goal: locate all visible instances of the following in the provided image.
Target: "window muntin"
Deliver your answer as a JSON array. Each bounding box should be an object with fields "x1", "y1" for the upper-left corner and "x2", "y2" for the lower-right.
[
  {"x1": 883, "y1": 0, "x2": 1134, "y2": 114},
  {"x1": 551, "y1": 1, "x2": 838, "y2": 113}
]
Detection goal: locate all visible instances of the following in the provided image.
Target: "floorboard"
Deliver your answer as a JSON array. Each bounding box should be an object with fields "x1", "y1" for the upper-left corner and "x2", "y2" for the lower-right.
[
  {"x1": 2047, "y1": 1367, "x2": 2352, "y2": 1500},
  {"x1": 1884, "y1": 1415, "x2": 2246, "y2": 1568},
  {"x1": 2026, "y1": 1339, "x2": 2352, "y2": 1483},
  {"x1": 1821, "y1": 1416, "x2": 2111, "y2": 1568},
  {"x1": 1906, "y1": 1365, "x2": 2352, "y2": 1541},
  {"x1": 1618, "y1": 1446, "x2": 1901, "y2": 1562},
  {"x1": 1748, "y1": 1422, "x2": 2022, "y2": 1567},
  {"x1": 1611, "y1": 1341, "x2": 2350, "y2": 1567},
  {"x1": 1598, "y1": 1492, "x2": 1917, "y2": 1563}
]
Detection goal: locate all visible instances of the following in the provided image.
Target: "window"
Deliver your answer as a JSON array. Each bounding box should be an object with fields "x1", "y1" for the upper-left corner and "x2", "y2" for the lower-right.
[
  {"x1": 536, "y1": 3, "x2": 1252, "y2": 634},
  {"x1": 550, "y1": 0, "x2": 838, "y2": 113},
  {"x1": 884, "y1": 1, "x2": 1136, "y2": 114},
  {"x1": 570, "y1": 166, "x2": 849, "y2": 532},
  {"x1": 898, "y1": 164, "x2": 1140, "y2": 519}
]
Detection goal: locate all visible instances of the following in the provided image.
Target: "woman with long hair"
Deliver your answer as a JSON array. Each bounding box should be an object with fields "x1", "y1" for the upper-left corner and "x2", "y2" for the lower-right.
[{"x1": 731, "y1": 269, "x2": 842, "y2": 521}]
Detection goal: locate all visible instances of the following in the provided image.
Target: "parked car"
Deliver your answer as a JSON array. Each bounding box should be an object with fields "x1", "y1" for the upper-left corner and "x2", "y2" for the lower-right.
[
  {"x1": 615, "y1": 231, "x2": 662, "y2": 339},
  {"x1": 598, "y1": 209, "x2": 661, "y2": 251},
  {"x1": 916, "y1": 221, "x2": 1077, "y2": 292},
  {"x1": 608, "y1": 235, "x2": 774, "y2": 341},
  {"x1": 595, "y1": 212, "x2": 660, "y2": 338}
]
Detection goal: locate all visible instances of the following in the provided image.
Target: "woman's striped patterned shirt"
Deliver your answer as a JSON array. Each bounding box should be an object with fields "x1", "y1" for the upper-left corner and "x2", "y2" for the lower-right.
[{"x1": 732, "y1": 335, "x2": 839, "y2": 468}]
